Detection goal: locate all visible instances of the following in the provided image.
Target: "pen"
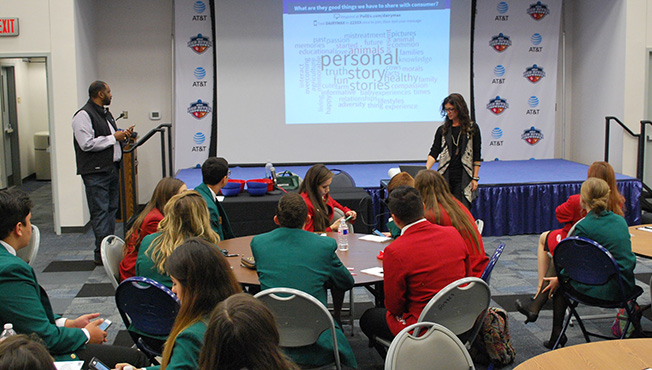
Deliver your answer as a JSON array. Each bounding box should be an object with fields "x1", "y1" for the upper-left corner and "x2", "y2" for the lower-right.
[{"x1": 372, "y1": 229, "x2": 384, "y2": 237}]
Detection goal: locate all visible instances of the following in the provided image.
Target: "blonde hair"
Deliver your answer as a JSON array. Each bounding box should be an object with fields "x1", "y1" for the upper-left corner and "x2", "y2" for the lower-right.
[
  {"x1": 146, "y1": 191, "x2": 219, "y2": 274},
  {"x1": 415, "y1": 169, "x2": 481, "y2": 253},
  {"x1": 580, "y1": 177, "x2": 611, "y2": 214}
]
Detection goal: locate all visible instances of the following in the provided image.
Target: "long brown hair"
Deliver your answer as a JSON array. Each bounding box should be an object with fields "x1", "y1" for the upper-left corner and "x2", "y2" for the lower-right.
[
  {"x1": 146, "y1": 191, "x2": 219, "y2": 274},
  {"x1": 587, "y1": 161, "x2": 625, "y2": 217},
  {"x1": 441, "y1": 93, "x2": 473, "y2": 135},
  {"x1": 124, "y1": 177, "x2": 185, "y2": 255},
  {"x1": 298, "y1": 164, "x2": 333, "y2": 231},
  {"x1": 161, "y1": 238, "x2": 241, "y2": 370},
  {"x1": 415, "y1": 170, "x2": 481, "y2": 253},
  {"x1": 199, "y1": 293, "x2": 300, "y2": 370}
]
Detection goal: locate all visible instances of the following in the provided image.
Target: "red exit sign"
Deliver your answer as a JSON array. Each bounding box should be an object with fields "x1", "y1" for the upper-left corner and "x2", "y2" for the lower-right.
[{"x1": 0, "y1": 18, "x2": 19, "y2": 36}]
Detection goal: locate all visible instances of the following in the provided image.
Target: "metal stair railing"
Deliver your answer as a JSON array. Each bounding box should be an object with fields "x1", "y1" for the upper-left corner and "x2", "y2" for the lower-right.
[
  {"x1": 119, "y1": 123, "x2": 172, "y2": 231},
  {"x1": 604, "y1": 116, "x2": 652, "y2": 182}
]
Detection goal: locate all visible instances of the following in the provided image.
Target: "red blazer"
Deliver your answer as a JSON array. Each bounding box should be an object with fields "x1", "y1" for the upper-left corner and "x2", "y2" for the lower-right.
[
  {"x1": 424, "y1": 200, "x2": 488, "y2": 277},
  {"x1": 547, "y1": 194, "x2": 585, "y2": 254},
  {"x1": 384, "y1": 220, "x2": 470, "y2": 335},
  {"x1": 119, "y1": 208, "x2": 163, "y2": 281},
  {"x1": 300, "y1": 192, "x2": 352, "y2": 232}
]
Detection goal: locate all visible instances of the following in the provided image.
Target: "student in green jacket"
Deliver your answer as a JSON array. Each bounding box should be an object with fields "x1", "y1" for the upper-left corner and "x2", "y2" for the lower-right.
[
  {"x1": 0, "y1": 189, "x2": 148, "y2": 368},
  {"x1": 194, "y1": 157, "x2": 235, "y2": 241},
  {"x1": 117, "y1": 237, "x2": 241, "y2": 370},
  {"x1": 541, "y1": 177, "x2": 637, "y2": 349},
  {"x1": 251, "y1": 193, "x2": 357, "y2": 368},
  {"x1": 136, "y1": 191, "x2": 220, "y2": 289}
]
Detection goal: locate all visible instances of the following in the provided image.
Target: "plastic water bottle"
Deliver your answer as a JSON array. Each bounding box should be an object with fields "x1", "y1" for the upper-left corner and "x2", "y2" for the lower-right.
[
  {"x1": 265, "y1": 162, "x2": 273, "y2": 179},
  {"x1": 338, "y1": 218, "x2": 349, "y2": 251},
  {"x1": 0, "y1": 323, "x2": 16, "y2": 341}
]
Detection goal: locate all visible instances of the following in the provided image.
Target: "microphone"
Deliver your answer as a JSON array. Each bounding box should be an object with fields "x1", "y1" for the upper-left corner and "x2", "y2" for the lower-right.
[
  {"x1": 115, "y1": 112, "x2": 125, "y2": 121},
  {"x1": 270, "y1": 166, "x2": 277, "y2": 186}
]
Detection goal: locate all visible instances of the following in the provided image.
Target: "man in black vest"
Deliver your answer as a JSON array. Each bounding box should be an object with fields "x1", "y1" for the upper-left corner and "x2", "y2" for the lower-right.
[{"x1": 72, "y1": 81, "x2": 133, "y2": 265}]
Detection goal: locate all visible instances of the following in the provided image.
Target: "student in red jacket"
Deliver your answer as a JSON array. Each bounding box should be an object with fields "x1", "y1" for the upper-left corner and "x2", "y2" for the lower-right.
[
  {"x1": 119, "y1": 177, "x2": 186, "y2": 281},
  {"x1": 360, "y1": 186, "x2": 470, "y2": 357},
  {"x1": 516, "y1": 161, "x2": 625, "y2": 324},
  {"x1": 298, "y1": 164, "x2": 357, "y2": 232},
  {"x1": 415, "y1": 169, "x2": 488, "y2": 277}
]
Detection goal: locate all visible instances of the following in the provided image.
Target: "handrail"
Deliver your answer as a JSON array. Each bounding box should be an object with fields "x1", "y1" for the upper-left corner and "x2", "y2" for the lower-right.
[
  {"x1": 119, "y1": 123, "x2": 173, "y2": 232},
  {"x1": 604, "y1": 117, "x2": 652, "y2": 180}
]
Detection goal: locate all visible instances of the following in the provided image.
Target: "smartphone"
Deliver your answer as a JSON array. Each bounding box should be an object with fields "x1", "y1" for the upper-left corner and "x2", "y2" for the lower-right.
[
  {"x1": 98, "y1": 319, "x2": 112, "y2": 331},
  {"x1": 89, "y1": 357, "x2": 111, "y2": 370},
  {"x1": 344, "y1": 215, "x2": 353, "y2": 222}
]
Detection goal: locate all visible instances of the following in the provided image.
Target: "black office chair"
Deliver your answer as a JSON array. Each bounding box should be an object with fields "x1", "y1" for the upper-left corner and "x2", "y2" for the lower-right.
[{"x1": 551, "y1": 236, "x2": 643, "y2": 349}]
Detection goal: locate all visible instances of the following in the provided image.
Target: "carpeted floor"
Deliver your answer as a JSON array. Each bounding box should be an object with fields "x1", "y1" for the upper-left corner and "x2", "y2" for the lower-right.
[{"x1": 17, "y1": 180, "x2": 652, "y2": 370}]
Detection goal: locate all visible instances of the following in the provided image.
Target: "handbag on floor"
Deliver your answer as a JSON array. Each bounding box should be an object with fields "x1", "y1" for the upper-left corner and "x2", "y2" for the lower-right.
[{"x1": 469, "y1": 307, "x2": 516, "y2": 367}]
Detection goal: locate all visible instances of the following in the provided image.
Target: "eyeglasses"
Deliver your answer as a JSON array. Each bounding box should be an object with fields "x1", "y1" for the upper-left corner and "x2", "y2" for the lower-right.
[
  {"x1": 444, "y1": 108, "x2": 456, "y2": 113},
  {"x1": 227, "y1": 170, "x2": 231, "y2": 177}
]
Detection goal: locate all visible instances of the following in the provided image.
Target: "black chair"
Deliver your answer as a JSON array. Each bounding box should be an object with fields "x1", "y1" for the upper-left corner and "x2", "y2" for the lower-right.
[
  {"x1": 115, "y1": 277, "x2": 181, "y2": 363},
  {"x1": 330, "y1": 169, "x2": 356, "y2": 188},
  {"x1": 551, "y1": 236, "x2": 643, "y2": 349},
  {"x1": 481, "y1": 242, "x2": 505, "y2": 284}
]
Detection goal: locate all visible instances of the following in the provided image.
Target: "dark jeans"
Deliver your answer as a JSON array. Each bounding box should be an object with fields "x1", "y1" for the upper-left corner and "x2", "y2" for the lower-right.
[
  {"x1": 82, "y1": 166, "x2": 119, "y2": 261},
  {"x1": 360, "y1": 308, "x2": 394, "y2": 358},
  {"x1": 449, "y1": 177, "x2": 471, "y2": 210}
]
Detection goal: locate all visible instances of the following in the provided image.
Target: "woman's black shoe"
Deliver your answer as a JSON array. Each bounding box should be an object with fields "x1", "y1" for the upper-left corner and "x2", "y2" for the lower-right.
[
  {"x1": 515, "y1": 299, "x2": 538, "y2": 324},
  {"x1": 543, "y1": 334, "x2": 567, "y2": 349}
]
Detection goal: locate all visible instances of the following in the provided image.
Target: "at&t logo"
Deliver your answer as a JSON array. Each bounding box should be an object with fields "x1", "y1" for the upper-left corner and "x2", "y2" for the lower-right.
[
  {"x1": 192, "y1": 132, "x2": 207, "y2": 152},
  {"x1": 495, "y1": 2, "x2": 509, "y2": 21},
  {"x1": 492, "y1": 65, "x2": 505, "y2": 84},
  {"x1": 193, "y1": 67, "x2": 207, "y2": 87},
  {"x1": 192, "y1": 1, "x2": 207, "y2": 21},
  {"x1": 526, "y1": 96, "x2": 540, "y2": 115},
  {"x1": 490, "y1": 127, "x2": 504, "y2": 146}
]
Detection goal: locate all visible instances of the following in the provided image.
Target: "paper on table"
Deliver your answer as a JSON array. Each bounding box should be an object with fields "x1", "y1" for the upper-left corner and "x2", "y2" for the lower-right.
[
  {"x1": 361, "y1": 267, "x2": 384, "y2": 277},
  {"x1": 636, "y1": 227, "x2": 652, "y2": 233},
  {"x1": 359, "y1": 235, "x2": 392, "y2": 243},
  {"x1": 54, "y1": 361, "x2": 84, "y2": 370}
]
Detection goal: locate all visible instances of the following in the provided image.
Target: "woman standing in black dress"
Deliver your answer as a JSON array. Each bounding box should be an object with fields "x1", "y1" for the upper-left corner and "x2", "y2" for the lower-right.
[{"x1": 426, "y1": 93, "x2": 481, "y2": 209}]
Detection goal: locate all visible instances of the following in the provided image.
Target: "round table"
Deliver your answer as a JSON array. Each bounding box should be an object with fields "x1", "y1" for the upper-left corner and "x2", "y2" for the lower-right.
[
  {"x1": 514, "y1": 338, "x2": 652, "y2": 369},
  {"x1": 218, "y1": 232, "x2": 391, "y2": 305}
]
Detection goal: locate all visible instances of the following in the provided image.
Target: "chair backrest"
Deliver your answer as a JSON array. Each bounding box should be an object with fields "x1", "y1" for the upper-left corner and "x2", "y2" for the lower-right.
[
  {"x1": 115, "y1": 277, "x2": 180, "y2": 336},
  {"x1": 480, "y1": 242, "x2": 506, "y2": 283},
  {"x1": 554, "y1": 236, "x2": 619, "y2": 285},
  {"x1": 566, "y1": 217, "x2": 584, "y2": 237},
  {"x1": 17, "y1": 225, "x2": 40, "y2": 266},
  {"x1": 254, "y1": 287, "x2": 341, "y2": 370},
  {"x1": 553, "y1": 236, "x2": 625, "y2": 297},
  {"x1": 418, "y1": 277, "x2": 490, "y2": 346},
  {"x1": 101, "y1": 235, "x2": 125, "y2": 289},
  {"x1": 385, "y1": 322, "x2": 475, "y2": 370},
  {"x1": 330, "y1": 169, "x2": 356, "y2": 188},
  {"x1": 475, "y1": 219, "x2": 484, "y2": 235}
]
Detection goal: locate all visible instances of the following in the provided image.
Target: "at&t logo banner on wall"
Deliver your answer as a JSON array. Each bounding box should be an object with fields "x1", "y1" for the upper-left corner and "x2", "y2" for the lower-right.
[
  {"x1": 473, "y1": 0, "x2": 561, "y2": 160},
  {"x1": 174, "y1": 0, "x2": 214, "y2": 170}
]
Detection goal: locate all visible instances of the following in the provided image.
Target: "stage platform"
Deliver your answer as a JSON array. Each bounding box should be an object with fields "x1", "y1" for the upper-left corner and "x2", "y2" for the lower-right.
[{"x1": 176, "y1": 159, "x2": 641, "y2": 236}]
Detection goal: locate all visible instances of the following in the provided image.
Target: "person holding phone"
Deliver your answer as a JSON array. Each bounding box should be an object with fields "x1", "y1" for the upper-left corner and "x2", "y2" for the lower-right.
[
  {"x1": 298, "y1": 164, "x2": 357, "y2": 232},
  {"x1": 73, "y1": 81, "x2": 135, "y2": 265},
  {"x1": 116, "y1": 238, "x2": 242, "y2": 370},
  {"x1": 0, "y1": 189, "x2": 148, "y2": 368}
]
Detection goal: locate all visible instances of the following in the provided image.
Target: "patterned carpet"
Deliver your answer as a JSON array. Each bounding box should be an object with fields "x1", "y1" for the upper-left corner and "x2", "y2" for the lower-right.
[{"x1": 17, "y1": 180, "x2": 652, "y2": 370}]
